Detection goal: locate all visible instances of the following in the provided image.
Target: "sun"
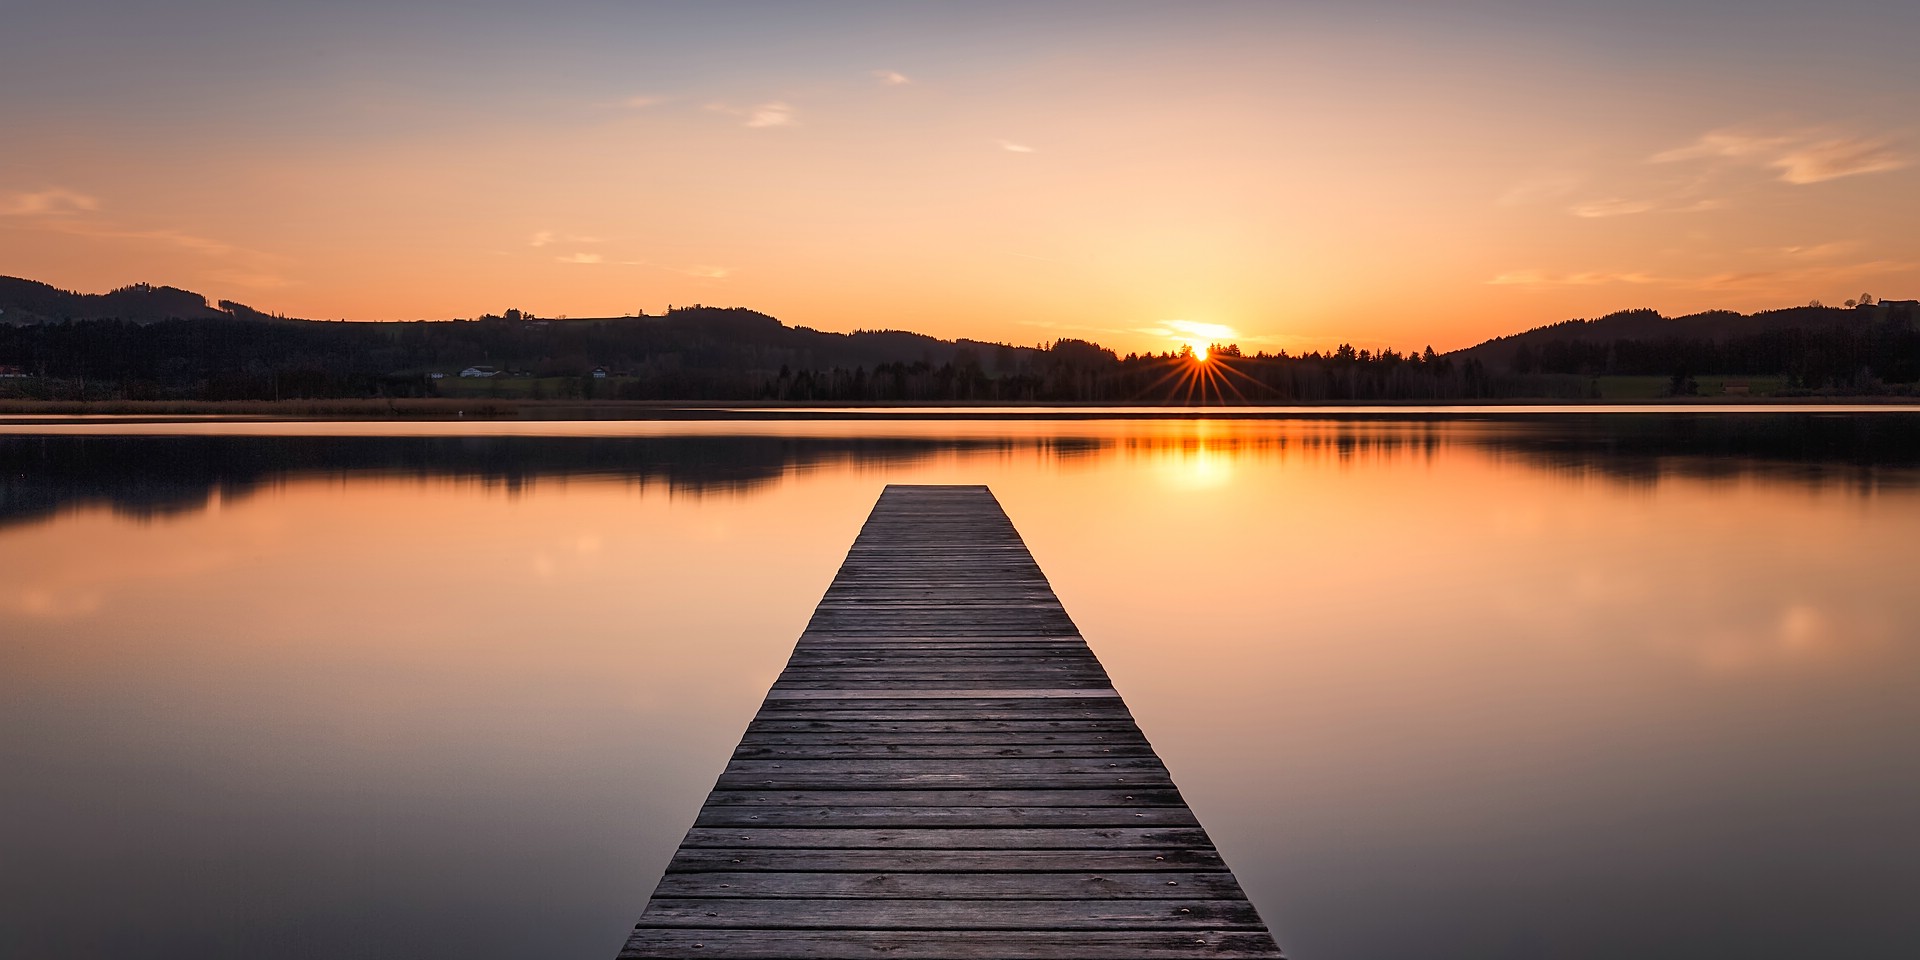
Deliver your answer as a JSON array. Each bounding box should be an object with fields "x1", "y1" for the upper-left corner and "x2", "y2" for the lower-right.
[{"x1": 1146, "y1": 328, "x2": 1253, "y2": 404}]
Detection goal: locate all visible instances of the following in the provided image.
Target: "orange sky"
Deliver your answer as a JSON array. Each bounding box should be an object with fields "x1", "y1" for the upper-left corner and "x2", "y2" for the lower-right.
[{"x1": 2, "y1": 2, "x2": 1915, "y2": 354}]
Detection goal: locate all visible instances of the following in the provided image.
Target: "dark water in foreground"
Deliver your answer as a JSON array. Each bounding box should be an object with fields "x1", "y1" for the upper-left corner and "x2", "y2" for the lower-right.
[{"x1": 2, "y1": 413, "x2": 1918, "y2": 959}]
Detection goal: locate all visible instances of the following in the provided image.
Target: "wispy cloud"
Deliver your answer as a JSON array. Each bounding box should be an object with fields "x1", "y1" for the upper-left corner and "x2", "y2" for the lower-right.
[
  {"x1": 872, "y1": 69, "x2": 911, "y2": 86},
  {"x1": 1136, "y1": 319, "x2": 1239, "y2": 342},
  {"x1": 704, "y1": 101, "x2": 797, "y2": 128},
  {"x1": 1569, "y1": 198, "x2": 1658, "y2": 219},
  {"x1": 1487, "y1": 270, "x2": 1658, "y2": 287},
  {"x1": 1671, "y1": 198, "x2": 1727, "y2": 213},
  {"x1": 1545, "y1": 127, "x2": 1903, "y2": 217},
  {"x1": 1496, "y1": 171, "x2": 1584, "y2": 207},
  {"x1": 1776, "y1": 241, "x2": 1858, "y2": 260},
  {"x1": 205, "y1": 268, "x2": 294, "y2": 290},
  {"x1": 555, "y1": 252, "x2": 604, "y2": 265},
  {"x1": 3, "y1": 186, "x2": 291, "y2": 287},
  {"x1": 623, "y1": 94, "x2": 667, "y2": 109},
  {"x1": 1015, "y1": 319, "x2": 1142, "y2": 338},
  {"x1": 44, "y1": 219, "x2": 243, "y2": 259},
  {"x1": 1651, "y1": 130, "x2": 1790, "y2": 164},
  {"x1": 1694, "y1": 259, "x2": 1916, "y2": 289},
  {"x1": 1564, "y1": 193, "x2": 1725, "y2": 218},
  {"x1": 1653, "y1": 127, "x2": 1908, "y2": 184},
  {"x1": 33, "y1": 216, "x2": 292, "y2": 288},
  {"x1": 1489, "y1": 257, "x2": 1913, "y2": 292},
  {"x1": 1, "y1": 187, "x2": 99, "y2": 217},
  {"x1": 746, "y1": 102, "x2": 795, "y2": 128},
  {"x1": 532, "y1": 230, "x2": 605, "y2": 248},
  {"x1": 614, "y1": 259, "x2": 731, "y2": 279},
  {"x1": 996, "y1": 139, "x2": 1035, "y2": 153},
  {"x1": 1504, "y1": 170, "x2": 1721, "y2": 218},
  {"x1": 1772, "y1": 137, "x2": 1907, "y2": 184}
]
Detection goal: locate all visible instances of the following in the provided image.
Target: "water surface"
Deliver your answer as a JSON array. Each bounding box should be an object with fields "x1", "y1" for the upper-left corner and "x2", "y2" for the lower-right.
[{"x1": 2, "y1": 414, "x2": 1917, "y2": 959}]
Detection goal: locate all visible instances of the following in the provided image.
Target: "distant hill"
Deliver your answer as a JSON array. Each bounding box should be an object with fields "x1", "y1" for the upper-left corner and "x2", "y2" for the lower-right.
[
  {"x1": 1454, "y1": 302, "x2": 1918, "y2": 370},
  {"x1": 0, "y1": 277, "x2": 285, "y2": 325},
  {"x1": 0, "y1": 276, "x2": 1061, "y2": 400},
  {"x1": 0, "y1": 275, "x2": 1029, "y2": 365},
  {"x1": 1, "y1": 275, "x2": 1914, "y2": 401}
]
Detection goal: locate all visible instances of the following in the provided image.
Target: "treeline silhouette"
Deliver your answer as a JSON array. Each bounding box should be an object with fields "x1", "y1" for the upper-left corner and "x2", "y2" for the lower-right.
[
  {"x1": 762, "y1": 343, "x2": 1508, "y2": 402},
  {"x1": 2, "y1": 276, "x2": 1915, "y2": 402},
  {"x1": 1483, "y1": 303, "x2": 1920, "y2": 393}
]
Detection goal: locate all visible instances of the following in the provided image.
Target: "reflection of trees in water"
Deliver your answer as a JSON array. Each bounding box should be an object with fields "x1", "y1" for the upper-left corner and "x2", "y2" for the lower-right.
[
  {"x1": 1459, "y1": 414, "x2": 1920, "y2": 491},
  {"x1": 1120, "y1": 422, "x2": 1454, "y2": 464},
  {"x1": 0, "y1": 435, "x2": 1107, "y2": 530},
  {"x1": 2, "y1": 415, "x2": 1917, "y2": 530},
  {"x1": 1119, "y1": 414, "x2": 1920, "y2": 488}
]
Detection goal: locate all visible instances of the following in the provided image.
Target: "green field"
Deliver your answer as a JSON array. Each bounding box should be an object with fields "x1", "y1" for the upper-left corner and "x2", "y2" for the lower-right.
[
  {"x1": 432, "y1": 375, "x2": 639, "y2": 399},
  {"x1": 1589, "y1": 375, "x2": 1791, "y2": 400}
]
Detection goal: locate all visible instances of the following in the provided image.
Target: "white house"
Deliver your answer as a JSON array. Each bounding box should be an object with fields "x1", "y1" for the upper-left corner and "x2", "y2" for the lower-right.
[{"x1": 460, "y1": 366, "x2": 500, "y2": 378}]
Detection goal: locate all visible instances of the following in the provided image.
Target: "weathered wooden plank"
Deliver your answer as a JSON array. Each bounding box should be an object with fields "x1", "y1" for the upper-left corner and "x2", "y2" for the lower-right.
[
  {"x1": 791, "y1": 641, "x2": 1083, "y2": 648},
  {"x1": 788, "y1": 642, "x2": 1083, "y2": 649},
  {"x1": 694, "y1": 805, "x2": 1200, "y2": 828},
  {"x1": 679, "y1": 826, "x2": 1212, "y2": 850},
  {"x1": 712, "y1": 772, "x2": 1175, "y2": 790},
  {"x1": 648, "y1": 871, "x2": 1247, "y2": 900},
  {"x1": 663, "y1": 847, "x2": 1230, "y2": 873},
  {"x1": 738, "y1": 709, "x2": 1136, "y2": 722},
  {"x1": 622, "y1": 930, "x2": 1281, "y2": 959},
  {"x1": 731, "y1": 744, "x2": 1157, "y2": 760},
  {"x1": 635, "y1": 898, "x2": 1267, "y2": 929},
  {"x1": 722, "y1": 758, "x2": 1170, "y2": 778},
  {"x1": 743, "y1": 723, "x2": 1135, "y2": 734},
  {"x1": 699, "y1": 789, "x2": 1189, "y2": 808},
  {"x1": 617, "y1": 485, "x2": 1279, "y2": 959},
  {"x1": 755, "y1": 705, "x2": 1133, "y2": 718},
  {"x1": 772, "y1": 675, "x2": 1114, "y2": 686},
  {"x1": 737, "y1": 734, "x2": 1149, "y2": 747},
  {"x1": 742, "y1": 719, "x2": 1143, "y2": 734},
  {"x1": 776, "y1": 663, "x2": 1109, "y2": 675},
  {"x1": 757, "y1": 695, "x2": 1128, "y2": 708},
  {"x1": 782, "y1": 658, "x2": 1101, "y2": 669},
  {"x1": 760, "y1": 691, "x2": 1123, "y2": 702},
  {"x1": 769, "y1": 680, "x2": 1116, "y2": 691}
]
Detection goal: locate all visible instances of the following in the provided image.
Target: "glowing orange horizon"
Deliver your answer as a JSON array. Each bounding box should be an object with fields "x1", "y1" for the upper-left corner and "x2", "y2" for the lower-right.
[{"x1": 1, "y1": 5, "x2": 1913, "y2": 356}]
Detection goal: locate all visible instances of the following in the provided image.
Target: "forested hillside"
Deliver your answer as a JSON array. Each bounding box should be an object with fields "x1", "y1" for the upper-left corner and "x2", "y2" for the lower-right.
[{"x1": 2, "y1": 277, "x2": 1915, "y2": 402}]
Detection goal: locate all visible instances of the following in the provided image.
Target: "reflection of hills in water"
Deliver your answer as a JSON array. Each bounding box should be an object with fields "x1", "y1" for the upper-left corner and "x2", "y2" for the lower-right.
[
  {"x1": 0, "y1": 434, "x2": 1105, "y2": 530},
  {"x1": 1470, "y1": 414, "x2": 1920, "y2": 488},
  {"x1": 1128, "y1": 414, "x2": 1920, "y2": 488},
  {"x1": 3, "y1": 415, "x2": 1918, "y2": 529}
]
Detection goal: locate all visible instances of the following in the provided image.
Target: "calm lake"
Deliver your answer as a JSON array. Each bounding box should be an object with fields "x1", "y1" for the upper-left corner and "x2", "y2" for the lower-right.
[{"x1": 3, "y1": 411, "x2": 1918, "y2": 959}]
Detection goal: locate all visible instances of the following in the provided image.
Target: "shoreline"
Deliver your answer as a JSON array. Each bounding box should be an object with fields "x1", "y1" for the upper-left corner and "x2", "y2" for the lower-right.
[{"x1": 2, "y1": 396, "x2": 1920, "y2": 423}]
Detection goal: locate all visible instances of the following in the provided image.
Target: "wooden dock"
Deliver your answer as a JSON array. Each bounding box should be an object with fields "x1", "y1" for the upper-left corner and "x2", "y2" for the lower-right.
[{"x1": 620, "y1": 484, "x2": 1282, "y2": 958}]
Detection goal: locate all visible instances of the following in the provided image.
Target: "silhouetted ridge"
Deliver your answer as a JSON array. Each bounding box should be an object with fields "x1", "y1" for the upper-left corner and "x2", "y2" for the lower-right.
[
  {"x1": 1457, "y1": 303, "x2": 1913, "y2": 374},
  {"x1": 0, "y1": 277, "x2": 278, "y2": 325},
  {"x1": 1, "y1": 275, "x2": 1914, "y2": 400}
]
